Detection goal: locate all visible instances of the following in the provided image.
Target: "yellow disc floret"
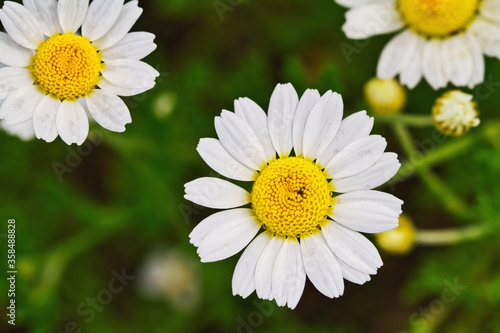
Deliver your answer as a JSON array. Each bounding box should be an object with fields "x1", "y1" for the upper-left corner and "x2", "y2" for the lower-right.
[
  {"x1": 32, "y1": 33, "x2": 102, "y2": 100},
  {"x1": 252, "y1": 157, "x2": 332, "y2": 237},
  {"x1": 398, "y1": 0, "x2": 480, "y2": 37}
]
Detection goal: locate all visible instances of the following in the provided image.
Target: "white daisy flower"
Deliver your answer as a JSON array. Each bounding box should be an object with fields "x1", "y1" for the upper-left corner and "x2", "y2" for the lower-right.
[
  {"x1": 336, "y1": 0, "x2": 500, "y2": 89},
  {"x1": 0, "y1": 0, "x2": 159, "y2": 145},
  {"x1": 184, "y1": 83, "x2": 403, "y2": 309}
]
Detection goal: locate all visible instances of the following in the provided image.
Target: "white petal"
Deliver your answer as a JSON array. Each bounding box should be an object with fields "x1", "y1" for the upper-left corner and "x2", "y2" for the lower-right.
[
  {"x1": 330, "y1": 201, "x2": 399, "y2": 233},
  {"x1": 333, "y1": 152, "x2": 400, "y2": 192},
  {"x1": 32, "y1": 94, "x2": 60, "y2": 142},
  {"x1": 0, "y1": 66, "x2": 33, "y2": 100},
  {"x1": 336, "y1": 0, "x2": 392, "y2": 8},
  {"x1": 465, "y1": 31, "x2": 485, "y2": 89},
  {"x1": 82, "y1": 0, "x2": 124, "y2": 41},
  {"x1": 271, "y1": 237, "x2": 306, "y2": 309},
  {"x1": 234, "y1": 97, "x2": 275, "y2": 162},
  {"x1": 325, "y1": 135, "x2": 387, "y2": 179},
  {"x1": 184, "y1": 177, "x2": 250, "y2": 209},
  {"x1": 0, "y1": 2, "x2": 44, "y2": 49},
  {"x1": 337, "y1": 259, "x2": 371, "y2": 285},
  {"x1": 197, "y1": 209, "x2": 261, "y2": 263},
  {"x1": 93, "y1": 0, "x2": 142, "y2": 50},
  {"x1": 400, "y1": 36, "x2": 425, "y2": 89},
  {"x1": 342, "y1": 1, "x2": 404, "y2": 39},
  {"x1": 215, "y1": 111, "x2": 268, "y2": 170},
  {"x1": 469, "y1": 17, "x2": 500, "y2": 59},
  {"x1": 56, "y1": 100, "x2": 89, "y2": 145},
  {"x1": 441, "y1": 34, "x2": 474, "y2": 87},
  {"x1": 23, "y1": 0, "x2": 60, "y2": 36},
  {"x1": 0, "y1": 32, "x2": 33, "y2": 67},
  {"x1": 377, "y1": 29, "x2": 420, "y2": 79},
  {"x1": 102, "y1": 59, "x2": 159, "y2": 89},
  {"x1": 232, "y1": 231, "x2": 273, "y2": 298},
  {"x1": 300, "y1": 233, "x2": 344, "y2": 298},
  {"x1": 255, "y1": 235, "x2": 284, "y2": 300},
  {"x1": 422, "y1": 39, "x2": 447, "y2": 90},
  {"x1": 334, "y1": 190, "x2": 403, "y2": 214},
  {"x1": 322, "y1": 222, "x2": 382, "y2": 274},
  {"x1": 100, "y1": 32, "x2": 157, "y2": 61},
  {"x1": 189, "y1": 209, "x2": 253, "y2": 247},
  {"x1": 480, "y1": 0, "x2": 500, "y2": 25},
  {"x1": 197, "y1": 138, "x2": 257, "y2": 181},
  {"x1": 302, "y1": 91, "x2": 344, "y2": 160},
  {"x1": 316, "y1": 111, "x2": 374, "y2": 167},
  {"x1": 325, "y1": 223, "x2": 383, "y2": 268},
  {"x1": 0, "y1": 119, "x2": 35, "y2": 141},
  {"x1": 86, "y1": 89, "x2": 131, "y2": 132},
  {"x1": 0, "y1": 85, "x2": 44, "y2": 125},
  {"x1": 292, "y1": 89, "x2": 321, "y2": 156},
  {"x1": 97, "y1": 77, "x2": 154, "y2": 97},
  {"x1": 267, "y1": 83, "x2": 299, "y2": 157},
  {"x1": 57, "y1": 0, "x2": 89, "y2": 33}
]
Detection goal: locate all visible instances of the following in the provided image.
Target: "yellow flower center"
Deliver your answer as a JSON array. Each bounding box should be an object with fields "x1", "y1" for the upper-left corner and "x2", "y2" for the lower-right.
[
  {"x1": 398, "y1": 0, "x2": 480, "y2": 37},
  {"x1": 32, "y1": 33, "x2": 102, "y2": 100},
  {"x1": 251, "y1": 157, "x2": 332, "y2": 237}
]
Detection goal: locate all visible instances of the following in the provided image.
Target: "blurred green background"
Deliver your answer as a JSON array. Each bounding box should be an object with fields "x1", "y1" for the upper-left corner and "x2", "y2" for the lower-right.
[{"x1": 1, "y1": 0, "x2": 500, "y2": 332}]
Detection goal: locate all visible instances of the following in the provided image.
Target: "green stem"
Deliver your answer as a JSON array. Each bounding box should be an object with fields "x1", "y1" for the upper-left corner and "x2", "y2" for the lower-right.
[
  {"x1": 396, "y1": 121, "x2": 500, "y2": 179},
  {"x1": 396, "y1": 133, "x2": 480, "y2": 179},
  {"x1": 417, "y1": 169, "x2": 467, "y2": 216},
  {"x1": 391, "y1": 123, "x2": 468, "y2": 216},
  {"x1": 393, "y1": 122, "x2": 415, "y2": 156},
  {"x1": 415, "y1": 225, "x2": 488, "y2": 245},
  {"x1": 375, "y1": 114, "x2": 434, "y2": 127}
]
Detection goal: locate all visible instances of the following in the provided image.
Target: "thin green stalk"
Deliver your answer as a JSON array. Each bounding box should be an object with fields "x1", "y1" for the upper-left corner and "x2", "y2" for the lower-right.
[
  {"x1": 391, "y1": 123, "x2": 468, "y2": 216},
  {"x1": 396, "y1": 121, "x2": 500, "y2": 179},
  {"x1": 397, "y1": 133, "x2": 480, "y2": 179},
  {"x1": 376, "y1": 114, "x2": 434, "y2": 127},
  {"x1": 415, "y1": 225, "x2": 488, "y2": 245}
]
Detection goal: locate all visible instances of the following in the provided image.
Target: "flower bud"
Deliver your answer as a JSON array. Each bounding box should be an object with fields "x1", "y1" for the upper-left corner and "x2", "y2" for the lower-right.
[
  {"x1": 433, "y1": 90, "x2": 479, "y2": 136},
  {"x1": 364, "y1": 78, "x2": 406, "y2": 115},
  {"x1": 376, "y1": 214, "x2": 416, "y2": 255}
]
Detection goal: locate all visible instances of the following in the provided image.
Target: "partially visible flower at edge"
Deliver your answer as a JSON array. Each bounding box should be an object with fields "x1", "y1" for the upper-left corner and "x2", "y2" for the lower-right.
[
  {"x1": 0, "y1": 0, "x2": 159, "y2": 145},
  {"x1": 336, "y1": 0, "x2": 500, "y2": 90}
]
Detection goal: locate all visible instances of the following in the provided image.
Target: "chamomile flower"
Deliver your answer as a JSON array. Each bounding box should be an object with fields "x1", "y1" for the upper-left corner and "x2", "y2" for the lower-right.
[
  {"x1": 184, "y1": 83, "x2": 403, "y2": 309},
  {"x1": 336, "y1": 0, "x2": 500, "y2": 89},
  {"x1": 0, "y1": 0, "x2": 158, "y2": 145}
]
